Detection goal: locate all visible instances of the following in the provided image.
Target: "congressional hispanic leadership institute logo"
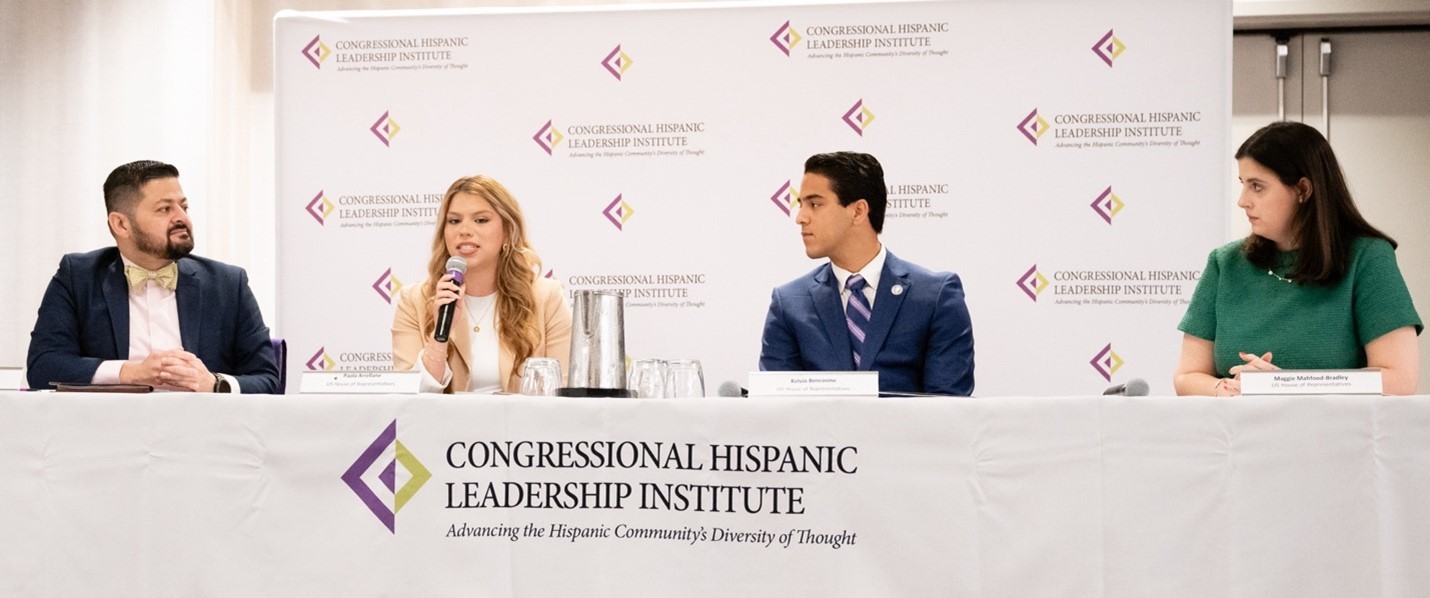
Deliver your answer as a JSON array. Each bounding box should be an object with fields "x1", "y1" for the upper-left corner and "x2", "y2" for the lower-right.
[
  {"x1": 370, "y1": 110, "x2": 401, "y2": 147},
  {"x1": 302, "y1": 35, "x2": 331, "y2": 69},
  {"x1": 1091, "y1": 186, "x2": 1125, "y2": 224},
  {"x1": 343, "y1": 420, "x2": 431, "y2": 533},
  {"x1": 533, "y1": 120, "x2": 564, "y2": 155},
  {"x1": 372, "y1": 268, "x2": 404, "y2": 304},
  {"x1": 771, "y1": 180, "x2": 800, "y2": 217},
  {"x1": 602, "y1": 44, "x2": 633, "y2": 80},
  {"x1": 306, "y1": 190, "x2": 333, "y2": 226},
  {"x1": 1017, "y1": 108, "x2": 1049, "y2": 145},
  {"x1": 1091, "y1": 343, "x2": 1124, "y2": 382},
  {"x1": 843, "y1": 99, "x2": 875, "y2": 136},
  {"x1": 770, "y1": 21, "x2": 802, "y2": 56},
  {"x1": 1016, "y1": 265, "x2": 1049, "y2": 302},
  {"x1": 603, "y1": 194, "x2": 635, "y2": 230},
  {"x1": 306, "y1": 346, "x2": 336, "y2": 371},
  {"x1": 1092, "y1": 29, "x2": 1126, "y2": 67}
]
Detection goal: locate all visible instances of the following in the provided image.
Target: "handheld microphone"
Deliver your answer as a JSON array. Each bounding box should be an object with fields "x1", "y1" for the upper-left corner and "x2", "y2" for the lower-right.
[
  {"x1": 1103, "y1": 378, "x2": 1150, "y2": 396},
  {"x1": 433, "y1": 256, "x2": 467, "y2": 343},
  {"x1": 716, "y1": 381, "x2": 748, "y2": 397}
]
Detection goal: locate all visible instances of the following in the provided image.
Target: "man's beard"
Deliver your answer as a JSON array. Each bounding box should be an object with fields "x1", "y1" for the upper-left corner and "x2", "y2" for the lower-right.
[{"x1": 135, "y1": 222, "x2": 195, "y2": 261}]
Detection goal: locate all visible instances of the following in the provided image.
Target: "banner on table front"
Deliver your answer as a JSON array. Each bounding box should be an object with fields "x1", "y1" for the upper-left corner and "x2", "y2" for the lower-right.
[{"x1": 274, "y1": 0, "x2": 1230, "y2": 395}]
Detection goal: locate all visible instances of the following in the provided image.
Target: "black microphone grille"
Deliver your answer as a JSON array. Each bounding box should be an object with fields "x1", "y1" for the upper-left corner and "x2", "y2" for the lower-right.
[
  {"x1": 1125, "y1": 378, "x2": 1150, "y2": 396},
  {"x1": 716, "y1": 381, "x2": 744, "y2": 397}
]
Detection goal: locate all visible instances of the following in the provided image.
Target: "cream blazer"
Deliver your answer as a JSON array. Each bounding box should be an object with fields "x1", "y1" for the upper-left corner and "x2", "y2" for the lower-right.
[{"x1": 392, "y1": 277, "x2": 571, "y2": 393}]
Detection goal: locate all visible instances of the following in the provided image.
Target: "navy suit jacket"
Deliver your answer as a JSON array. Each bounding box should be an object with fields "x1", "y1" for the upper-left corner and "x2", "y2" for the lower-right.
[
  {"x1": 759, "y1": 251, "x2": 974, "y2": 396},
  {"x1": 26, "y1": 247, "x2": 279, "y2": 394}
]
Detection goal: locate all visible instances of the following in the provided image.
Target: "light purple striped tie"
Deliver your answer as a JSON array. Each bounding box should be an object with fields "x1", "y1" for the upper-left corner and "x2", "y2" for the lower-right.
[{"x1": 845, "y1": 274, "x2": 871, "y2": 368}]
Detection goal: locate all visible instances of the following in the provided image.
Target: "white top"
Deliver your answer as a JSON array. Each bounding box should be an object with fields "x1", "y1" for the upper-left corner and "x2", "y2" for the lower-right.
[
  {"x1": 463, "y1": 294, "x2": 501, "y2": 393},
  {"x1": 415, "y1": 292, "x2": 502, "y2": 394},
  {"x1": 829, "y1": 243, "x2": 886, "y2": 312}
]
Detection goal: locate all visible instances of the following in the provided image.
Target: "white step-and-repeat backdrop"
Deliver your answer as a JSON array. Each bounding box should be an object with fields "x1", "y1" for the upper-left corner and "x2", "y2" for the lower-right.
[{"x1": 274, "y1": 0, "x2": 1229, "y2": 395}]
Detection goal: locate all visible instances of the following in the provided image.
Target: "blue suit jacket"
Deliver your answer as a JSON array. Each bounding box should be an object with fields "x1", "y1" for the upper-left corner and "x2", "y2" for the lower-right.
[
  {"x1": 26, "y1": 247, "x2": 279, "y2": 394},
  {"x1": 759, "y1": 251, "x2": 974, "y2": 396}
]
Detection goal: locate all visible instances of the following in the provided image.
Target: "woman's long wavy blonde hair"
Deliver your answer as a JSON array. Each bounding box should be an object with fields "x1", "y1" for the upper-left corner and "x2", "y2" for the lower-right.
[{"x1": 423, "y1": 176, "x2": 542, "y2": 366}]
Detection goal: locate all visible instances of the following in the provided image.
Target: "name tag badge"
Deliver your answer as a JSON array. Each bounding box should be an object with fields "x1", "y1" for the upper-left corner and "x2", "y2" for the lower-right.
[
  {"x1": 300, "y1": 370, "x2": 422, "y2": 394},
  {"x1": 1240, "y1": 369, "x2": 1383, "y2": 395},
  {"x1": 747, "y1": 371, "x2": 879, "y2": 397}
]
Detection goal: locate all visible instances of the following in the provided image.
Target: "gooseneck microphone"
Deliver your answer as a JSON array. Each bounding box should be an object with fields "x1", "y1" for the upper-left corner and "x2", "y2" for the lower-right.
[
  {"x1": 1103, "y1": 378, "x2": 1150, "y2": 396},
  {"x1": 433, "y1": 256, "x2": 467, "y2": 343}
]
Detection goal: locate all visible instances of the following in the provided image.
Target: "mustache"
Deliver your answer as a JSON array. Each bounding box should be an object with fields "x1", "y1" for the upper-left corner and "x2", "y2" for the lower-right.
[{"x1": 168, "y1": 224, "x2": 190, "y2": 234}]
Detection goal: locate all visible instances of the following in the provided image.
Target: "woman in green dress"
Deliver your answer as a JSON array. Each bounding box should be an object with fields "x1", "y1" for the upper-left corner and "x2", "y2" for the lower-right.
[{"x1": 1173, "y1": 121, "x2": 1422, "y2": 396}]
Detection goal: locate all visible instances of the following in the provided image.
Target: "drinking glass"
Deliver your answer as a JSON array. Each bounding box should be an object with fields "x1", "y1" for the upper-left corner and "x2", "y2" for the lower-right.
[
  {"x1": 519, "y1": 357, "x2": 562, "y2": 396},
  {"x1": 627, "y1": 358, "x2": 668, "y2": 399},
  {"x1": 665, "y1": 359, "x2": 705, "y2": 398}
]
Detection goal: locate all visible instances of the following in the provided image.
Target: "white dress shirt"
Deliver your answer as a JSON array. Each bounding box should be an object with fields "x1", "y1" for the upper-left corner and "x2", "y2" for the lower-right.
[{"x1": 829, "y1": 243, "x2": 887, "y2": 313}]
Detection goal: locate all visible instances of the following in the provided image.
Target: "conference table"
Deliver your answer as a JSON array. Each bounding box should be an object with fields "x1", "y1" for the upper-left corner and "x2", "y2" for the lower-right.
[{"x1": 2, "y1": 391, "x2": 1427, "y2": 597}]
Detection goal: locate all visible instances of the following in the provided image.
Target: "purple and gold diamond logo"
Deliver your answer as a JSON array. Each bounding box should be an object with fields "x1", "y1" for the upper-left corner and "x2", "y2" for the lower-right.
[
  {"x1": 306, "y1": 190, "x2": 334, "y2": 225},
  {"x1": 1017, "y1": 108, "x2": 1050, "y2": 145},
  {"x1": 370, "y1": 111, "x2": 401, "y2": 147},
  {"x1": 533, "y1": 120, "x2": 565, "y2": 155},
  {"x1": 1090, "y1": 343, "x2": 1125, "y2": 382},
  {"x1": 342, "y1": 420, "x2": 431, "y2": 533},
  {"x1": 770, "y1": 21, "x2": 803, "y2": 56},
  {"x1": 771, "y1": 180, "x2": 800, "y2": 217},
  {"x1": 1092, "y1": 29, "x2": 1126, "y2": 67},
  {"x1": 302, "y1": 35, "x2": 331, "y2": 69},
  {"x1": 1016, "y1": 264, "x2": 1050, "y2": 302},
  {"x1": 602, "y1": 45, "x2": 633, "y2": 81},
  {"x1": 603, "y1": 194, "x2": 635, "y2": 230},
  {"x1": 1091, "y1": 186, "x2": 1125, "y2": 224},
  {"x1": 372, "y1": 268, "x2": 403, "y2": 304},
  {"x1": 843, "y1": 99, "x2": 875, "y2": 136},
  {"x1": 305, "y1": 346, "x2": 336, "y2": 371}
]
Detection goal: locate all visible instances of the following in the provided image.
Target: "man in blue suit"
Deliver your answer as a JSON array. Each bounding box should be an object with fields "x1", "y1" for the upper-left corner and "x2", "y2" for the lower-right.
[
  {"x1": 26, "y1": 160, "x2": 278, "y2": 394},
  {"x1": 759, "y1": 152, "x2": 974, "y2": 396}
]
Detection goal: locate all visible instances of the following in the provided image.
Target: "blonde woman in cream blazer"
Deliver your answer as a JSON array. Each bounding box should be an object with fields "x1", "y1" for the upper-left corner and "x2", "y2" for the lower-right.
[{"x1": 391, "y1": 175, "x2": 571, "y2": 393}]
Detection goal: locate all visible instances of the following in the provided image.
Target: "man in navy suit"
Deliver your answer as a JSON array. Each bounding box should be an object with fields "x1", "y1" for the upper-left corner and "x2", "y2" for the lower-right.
[
  {"x1": 26, "y1": 160, "x2": 278, "y2": 394},
  {"x1": 759, "y1": 152, "x2": 974, "y2": 396}
]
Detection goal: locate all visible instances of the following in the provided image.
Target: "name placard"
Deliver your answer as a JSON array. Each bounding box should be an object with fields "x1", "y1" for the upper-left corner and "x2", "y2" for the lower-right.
[
  {"x1": 1241, "y1": 369, "x2": 1382, "y2": 395},
  {"x1": 0, "y1": 367, "x2": 24, "y2": 391},
  {"x1": 300, "y1": 370, "x2": 421, "y2": 394},
  {"x1": 747, "y1": 371, "x2": 879, "y2": 397}
]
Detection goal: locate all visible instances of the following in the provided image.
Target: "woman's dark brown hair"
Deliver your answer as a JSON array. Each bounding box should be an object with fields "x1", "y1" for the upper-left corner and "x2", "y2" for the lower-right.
[{"x1": 1236, "y1": 121, "x2": 1395, "y2": 285}]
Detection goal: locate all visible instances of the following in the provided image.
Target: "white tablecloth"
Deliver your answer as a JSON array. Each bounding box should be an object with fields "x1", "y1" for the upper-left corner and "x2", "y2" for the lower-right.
[{"x1": 2, "y1": 392, "x2": 1427, "y2": 597}]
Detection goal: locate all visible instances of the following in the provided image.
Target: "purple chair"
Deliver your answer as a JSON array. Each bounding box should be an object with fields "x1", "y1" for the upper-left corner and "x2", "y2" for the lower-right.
[{"x1": 269, "y1": 338, "x2": 287, "y2": 394}]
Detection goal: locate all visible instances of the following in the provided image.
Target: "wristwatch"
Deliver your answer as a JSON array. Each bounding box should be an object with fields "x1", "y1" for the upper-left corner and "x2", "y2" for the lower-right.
[{"x1": 213, "y1": 376, "x2": 232, "y2": 393}]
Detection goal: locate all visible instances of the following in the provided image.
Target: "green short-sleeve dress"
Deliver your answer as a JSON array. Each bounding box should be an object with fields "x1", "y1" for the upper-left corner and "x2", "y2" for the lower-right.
[{"x1": 1178, "y1": 237, "x2": 1422, "y2": 378}]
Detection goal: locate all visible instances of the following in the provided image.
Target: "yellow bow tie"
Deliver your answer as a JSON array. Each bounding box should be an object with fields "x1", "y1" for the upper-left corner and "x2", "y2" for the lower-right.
[{"x1": 124, "y1": 262, "x2": 179, "y2": 292}]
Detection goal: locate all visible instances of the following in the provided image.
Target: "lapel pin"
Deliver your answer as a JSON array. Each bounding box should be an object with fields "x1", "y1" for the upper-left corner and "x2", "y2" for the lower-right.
[{"x1": 891, "y1": 284, "x2": 904, "y2": 296}]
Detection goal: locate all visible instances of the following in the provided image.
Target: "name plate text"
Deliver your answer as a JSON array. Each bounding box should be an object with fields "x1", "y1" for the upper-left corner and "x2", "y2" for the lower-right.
[
  {"x1": 1241, "y1": 369, "x2": 1382, "y2": 395},
  {"x1": 300, "y1": 370, "x2": 421, "y2": 394},
  {"x1": 747, "y1": 371, "x2": 879, "y2": 397}
]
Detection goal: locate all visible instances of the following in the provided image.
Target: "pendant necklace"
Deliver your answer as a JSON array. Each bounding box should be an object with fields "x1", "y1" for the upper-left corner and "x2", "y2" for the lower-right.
[{"x1": 468, "y1": 296, "x2": 495, "y2": 333}]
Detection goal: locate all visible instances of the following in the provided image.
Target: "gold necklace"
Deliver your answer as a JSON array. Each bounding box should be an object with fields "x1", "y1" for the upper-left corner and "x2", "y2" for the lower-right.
[{"x1": 468, "y1": 295, "x2": 495, "y2": 333}]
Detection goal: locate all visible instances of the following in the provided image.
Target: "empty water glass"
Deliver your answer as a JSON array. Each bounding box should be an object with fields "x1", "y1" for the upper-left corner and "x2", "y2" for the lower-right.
[
  {"x1": 519, "y1": 357, "x2": 562, "y2": 396},
  {"x1": 665, "y1": 359, "x2": 705, "y2": 398},
  {"x1": 627, "y1": 358, "x2": 668, "y2": 399}
]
